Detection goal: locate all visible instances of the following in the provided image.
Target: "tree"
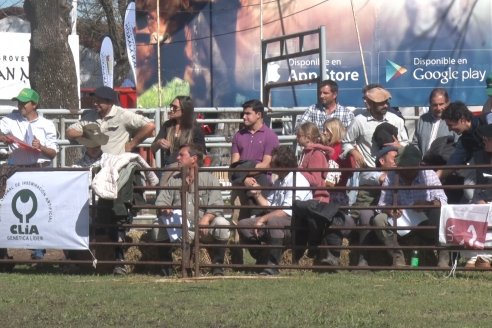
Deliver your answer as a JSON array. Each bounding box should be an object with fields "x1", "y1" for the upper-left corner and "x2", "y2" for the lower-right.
[{"x1": 24, "y1": 0, "x2": 79, "y2": 109}]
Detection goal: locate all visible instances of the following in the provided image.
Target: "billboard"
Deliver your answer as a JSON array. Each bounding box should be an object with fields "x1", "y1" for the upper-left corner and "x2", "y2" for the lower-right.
[{"x1": 136, "y1": 0, "x2": 492, "y2": 108}]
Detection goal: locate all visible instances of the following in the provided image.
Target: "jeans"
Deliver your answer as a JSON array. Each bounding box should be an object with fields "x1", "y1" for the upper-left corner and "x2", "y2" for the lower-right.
[{"x1": 31, "y1": 249, "x2": 45, "y2": 259}]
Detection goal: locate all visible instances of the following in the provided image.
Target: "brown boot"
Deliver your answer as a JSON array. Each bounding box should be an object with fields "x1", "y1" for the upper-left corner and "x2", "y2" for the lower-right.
[
  {"x1": 437, "y1": 251, "x2": 450, "y2": 268},
  {"x1": 383, "y1": 237, "x2": 407, "y2": 267}
]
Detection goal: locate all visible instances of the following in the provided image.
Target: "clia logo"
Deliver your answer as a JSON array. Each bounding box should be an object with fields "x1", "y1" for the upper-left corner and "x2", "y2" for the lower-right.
[
  {"x1": 10, "y1": 189, "x2": 39, "y2": 235},
  {"x1": 386, "y1": 59, "x2": 407, "y2": 82}
]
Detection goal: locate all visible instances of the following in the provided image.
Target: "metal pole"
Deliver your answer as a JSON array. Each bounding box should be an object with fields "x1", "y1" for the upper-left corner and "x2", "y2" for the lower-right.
[
  {"x1": 155, "y1": 0, "x2": 162, "y2": 167},
  {"x1": 351, "y1": 0, "x2": 368, "y2": 85},
  {"x1": 319, "y1": 26, "x2": 327, "y2": 81},
  {"x1": 260, "y1": 0, "x2": 264, "y2": 103}
]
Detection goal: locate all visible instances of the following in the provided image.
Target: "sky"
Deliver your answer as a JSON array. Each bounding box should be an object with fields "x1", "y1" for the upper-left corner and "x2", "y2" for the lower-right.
[{"x1": 0, "y1": 0, "x2": 23, "y2": 8}]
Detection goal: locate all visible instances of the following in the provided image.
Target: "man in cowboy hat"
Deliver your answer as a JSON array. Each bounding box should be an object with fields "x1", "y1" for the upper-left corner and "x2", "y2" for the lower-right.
[
  {"x1": 66, "y1": 86, "x2": 155, "y2": 155},
  {"x1": 73, "y1": 123, "x2": 109, "y2": 167}
]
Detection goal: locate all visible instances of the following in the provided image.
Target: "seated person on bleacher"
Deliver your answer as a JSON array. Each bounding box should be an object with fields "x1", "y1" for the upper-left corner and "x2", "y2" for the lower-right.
[
  {"x1": 237, "y1": 146, "x2": 312, "y2": 276},
  {"x1": 373, "y1": 145, "x2": 449, "y2": 267},
  {"x1": 155, "y1": 144, "x2": 230, "y2": 277}
]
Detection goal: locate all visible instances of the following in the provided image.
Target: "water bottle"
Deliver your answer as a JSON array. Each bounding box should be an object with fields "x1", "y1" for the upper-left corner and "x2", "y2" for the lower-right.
[{"x1": 411, "y1": 250, "x2": 419, "y2": 267}]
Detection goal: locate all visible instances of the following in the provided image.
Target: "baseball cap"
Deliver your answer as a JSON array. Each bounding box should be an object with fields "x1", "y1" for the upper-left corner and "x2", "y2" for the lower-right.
[
  {"x1": 376, "y1": 146, "x2": 399, "y2": 167},
  {"x1": 12, "y1": 88, "x2": 40, "y2": 104},
  {"x1": 91, "y1": 86, "x2": 118, "y2": 102},
  {"x1": 366, "y1": 87, "x2": 391, "y2": 103},
  {"x1": 486, "y1": 74, "x2": 492, "y2": 96}
]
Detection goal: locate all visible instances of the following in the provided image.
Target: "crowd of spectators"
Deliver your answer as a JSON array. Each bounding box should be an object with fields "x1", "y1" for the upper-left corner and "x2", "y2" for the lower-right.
[{"x1": 2, "y1": 76, "x2": 492, "y2": 275}]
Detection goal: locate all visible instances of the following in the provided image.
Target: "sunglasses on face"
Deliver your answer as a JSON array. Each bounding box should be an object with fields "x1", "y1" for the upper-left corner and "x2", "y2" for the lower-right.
[{"x1": 169, "y1": 104, "x2": 181, "y2": 112}]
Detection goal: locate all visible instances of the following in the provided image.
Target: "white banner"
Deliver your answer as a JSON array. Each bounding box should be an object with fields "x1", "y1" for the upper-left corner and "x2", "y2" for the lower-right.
[
  {"x1": 0, "y1": 32, "x2": 80, "y2": 101},
  {"x1": 0, "y1": 171, "x2": 90, "y2": 250},
  {"x1": 100, "y1": 36, "x2": 114, "y2": 88},
  {"x1": 124, "y1": 2, "x2": 137, "y2": 84},
  {"x1": 439, "y1": 204, "x2": 492, "y2": 249}
]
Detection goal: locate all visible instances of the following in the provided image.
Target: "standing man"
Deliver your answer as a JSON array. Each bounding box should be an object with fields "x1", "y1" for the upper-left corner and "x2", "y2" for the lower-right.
[
  {"x1": 0, "y1": 88, "x2": 58, "y2": 264},
  {"x1": 66, "y1": 86, "x2": 155, "y2": 155},
  {"x1": 412, "y1": 88, "x2": 456, "y2": 154},
  {"x1": 342, "y1": 86, "x2": 408, "y2": 168},
  {"x1": 295, "y1": 79, "x2": 354, "y2": 130},
  {"x1": 0, "y1": 88, "x2": 58, "y2": 166},
  {"x1": 155, "y1": 144, "x2": 230, "y2": 276},
  {"x1": 230, "y1": 99, "x2": 279, "y2": 264},
  {"x1": 66, "y1": 86, "x2": 154, "y2": 275}
]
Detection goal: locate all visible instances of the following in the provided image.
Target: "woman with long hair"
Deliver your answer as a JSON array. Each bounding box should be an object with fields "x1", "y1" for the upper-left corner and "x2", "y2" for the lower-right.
[
  {"x1": 320, "y1": 118, "x2": 351, "y2": 205},
  {"x1": 297, "y1": 122, "x2": 331, "y2": 203},
  {"x1": 151, "y1": 96, "x2": 205, "y2": 183}
]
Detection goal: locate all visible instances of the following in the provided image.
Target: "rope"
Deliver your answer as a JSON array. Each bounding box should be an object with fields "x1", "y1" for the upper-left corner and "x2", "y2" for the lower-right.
[{"x1": 350, "y1": 0, "x2": 368, "y2": 85}]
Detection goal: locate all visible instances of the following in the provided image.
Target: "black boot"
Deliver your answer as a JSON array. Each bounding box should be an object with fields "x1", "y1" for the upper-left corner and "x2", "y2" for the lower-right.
[
  {"x1": 317, "y1": 231, "x2": 341, "y2": 267},
  {"x1": 260, "y1": 238, "x2": 284, "y2": 276},
  {"x1": 0, "y1": 248, "x2": 14, "y2": 273},
  {"x1": 291, "y1": 215, "x2": 309, "y2": 263},
  {"x1": 158, "y1": 243, "x2": 175, "y2": 277},
  {"x1": 357, "y1": 229, "x2": 370, "y2": 266},
  {"x1": 230, "y1": 247, "x2": 244, "y2": 266},
  {"x1": 210, "y1": 243, "x2": 226, "y2": 276}
]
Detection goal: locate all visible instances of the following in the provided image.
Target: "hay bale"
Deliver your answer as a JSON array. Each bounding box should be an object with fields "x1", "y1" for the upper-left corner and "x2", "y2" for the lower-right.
[{"x1": 123, "y1": 229, "x2": 215, "y2": 275}]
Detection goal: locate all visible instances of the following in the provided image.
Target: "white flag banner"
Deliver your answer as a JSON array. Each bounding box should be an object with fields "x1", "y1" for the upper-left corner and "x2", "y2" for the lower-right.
[
  {"x1": 388, "y1": 209, "x2": 428, "y2": 237},
  {"x1": 124, "y1": 2, "x2": 137, "y2": 84},
  {"x1": 100, "y1": 36, "x2": 114, "y2": 88},
  {"x1": 439, "y1": 204, "x2": 492, "y2": 249},
  {"x1": 70, "y1": 0, "x2": 78, "y2": 35},
  {"x1": 0, "y1": 171, "x2": 90, "y2": 250}
]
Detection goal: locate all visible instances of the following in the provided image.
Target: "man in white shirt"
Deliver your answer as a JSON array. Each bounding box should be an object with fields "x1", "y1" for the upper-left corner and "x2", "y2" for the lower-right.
[
  {"x1": 0, "y1": 88, "x2": 58, "y2": 167},
  {"x1": 0, "y1": 88, "x2": 58, "y2": 264},
  {"x1": 342, "y1": 87, "x2": 408, "y2": 168},
  {"x1": 238, "y1": 145, "x2": 312, "y2": 275}
]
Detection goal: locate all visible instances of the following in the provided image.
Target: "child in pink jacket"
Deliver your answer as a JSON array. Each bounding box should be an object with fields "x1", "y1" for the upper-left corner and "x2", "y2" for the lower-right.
[{"x1": 297, "y1": 122, "x2": 333, "y2": 203}]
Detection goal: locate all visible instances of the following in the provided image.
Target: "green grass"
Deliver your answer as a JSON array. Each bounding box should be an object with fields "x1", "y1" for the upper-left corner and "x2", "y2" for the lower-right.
[{"x1": 1, "y1": 271, "x2": 491, "y2": 327}]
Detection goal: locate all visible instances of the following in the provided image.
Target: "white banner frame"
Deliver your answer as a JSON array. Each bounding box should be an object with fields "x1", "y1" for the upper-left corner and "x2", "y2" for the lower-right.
[{"x1": 0, "y1": 170, "x2": 90, "y2": 250}]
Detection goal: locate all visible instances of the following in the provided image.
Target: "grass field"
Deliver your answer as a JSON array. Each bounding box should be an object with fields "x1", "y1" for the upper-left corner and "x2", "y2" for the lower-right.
[{"x1": 1, "y1": 270, "x2": 491, "y2": 328}]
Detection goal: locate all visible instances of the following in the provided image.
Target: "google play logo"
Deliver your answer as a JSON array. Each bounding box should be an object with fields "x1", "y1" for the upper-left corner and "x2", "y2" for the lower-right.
[{"x1": 386, "y1": 59, "x2": 407, "y2": 82}]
